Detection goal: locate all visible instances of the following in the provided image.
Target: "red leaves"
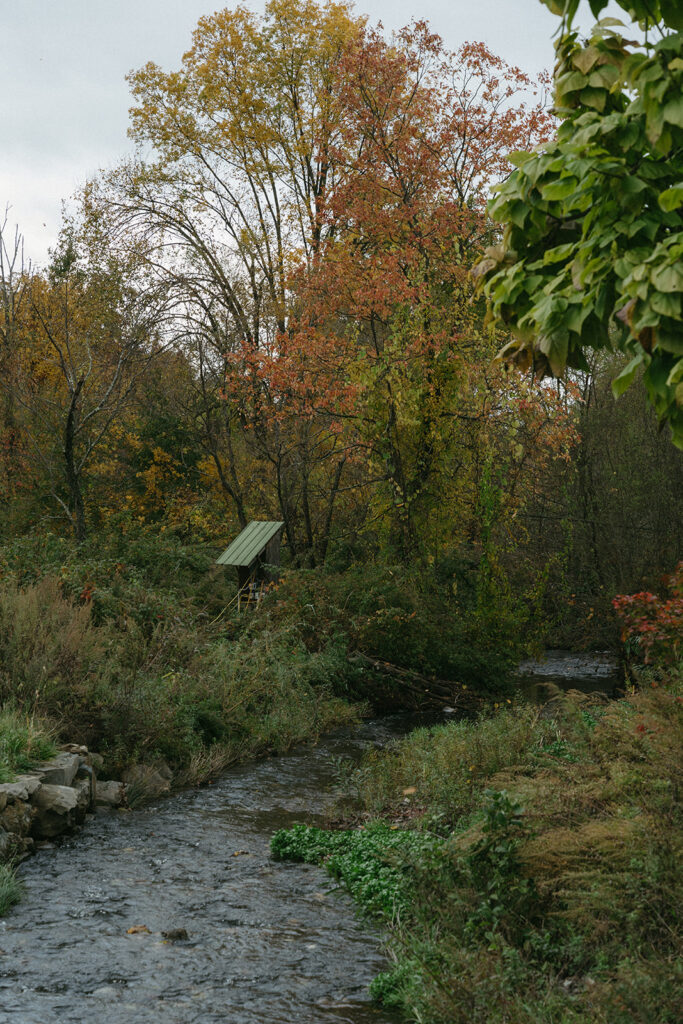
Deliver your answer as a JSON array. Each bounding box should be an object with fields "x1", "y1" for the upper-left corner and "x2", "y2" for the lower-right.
[{"x1": 613, "y1": 563, "x2": 683, "y2": 666}]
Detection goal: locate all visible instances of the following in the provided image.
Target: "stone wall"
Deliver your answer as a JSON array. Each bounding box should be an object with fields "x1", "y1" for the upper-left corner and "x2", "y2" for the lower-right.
[{"x1": 0, "y1": 747, "x2": 124, "y2": 862}]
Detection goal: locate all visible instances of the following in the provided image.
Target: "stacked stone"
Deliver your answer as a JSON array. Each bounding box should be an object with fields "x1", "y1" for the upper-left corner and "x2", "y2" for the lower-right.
[{"x1": 0, "y1": 747, "x2": 124, "y2": 862}]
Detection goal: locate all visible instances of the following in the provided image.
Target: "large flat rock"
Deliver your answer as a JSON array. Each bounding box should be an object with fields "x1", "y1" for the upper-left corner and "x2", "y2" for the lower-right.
[
  {"x1": 37, "y1": 753, "x2": 81, "y2": 788},
  {"x1": 0, "y1": 775, "x2": 42, "y2": 804}
]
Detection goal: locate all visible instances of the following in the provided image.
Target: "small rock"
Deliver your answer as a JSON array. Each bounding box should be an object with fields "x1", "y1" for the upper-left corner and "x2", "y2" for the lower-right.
[
  {"x1": 1, "y1": 799, "x2": 34, "y2": 837},
  {"x1": 0, "y1": 776, "x2": 42, "y2": 804},
  {"x1": 95, "y1": 780, "x2": 125, "y2": 809},
  {"x1": 92, "y1": 986, "x2": 120, "y2": 999},
  {"x1": 161, "y1": 928, "x2": 189, "y2": 942},
  {"x1": 0, "y1": 830, "x2": 13, "y2": 860},
  {"x1": 73, "y1": 777, "x2": 93, "y2": 814}
]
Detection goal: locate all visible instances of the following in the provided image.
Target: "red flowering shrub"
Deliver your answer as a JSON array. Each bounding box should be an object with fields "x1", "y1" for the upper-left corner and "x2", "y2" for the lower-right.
[{"x1": 613, "y1": 563, "x2": 683, "y2": 666}]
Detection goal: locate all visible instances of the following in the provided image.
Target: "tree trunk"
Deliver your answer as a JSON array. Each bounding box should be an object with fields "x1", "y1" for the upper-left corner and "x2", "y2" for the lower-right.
[{"x1": 64, "y1": 379, "x2": 87, "y2": 542}]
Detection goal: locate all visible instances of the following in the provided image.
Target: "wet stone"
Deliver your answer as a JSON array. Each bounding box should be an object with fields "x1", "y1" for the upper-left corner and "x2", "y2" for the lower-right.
[{"x1": 95, "y1": 780, "x2": 125, "y2": 809}]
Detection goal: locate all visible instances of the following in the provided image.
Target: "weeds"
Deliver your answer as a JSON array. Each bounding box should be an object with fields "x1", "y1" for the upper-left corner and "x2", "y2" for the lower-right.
[
  {"x1": 0, "y1": 707, "x2": 56, "y2": 782},
  {"x1": 273, "y1": 674, "x2": 683, "y2": 1023},
  {"x1": 0, "y1": 864, "x2": 22, "y2": 916}
]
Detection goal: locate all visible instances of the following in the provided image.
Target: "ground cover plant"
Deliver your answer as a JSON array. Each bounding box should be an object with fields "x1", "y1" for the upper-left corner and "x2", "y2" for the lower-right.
[{"x1": 272, "y1": 671, "x2": 683, "y2": 1023}]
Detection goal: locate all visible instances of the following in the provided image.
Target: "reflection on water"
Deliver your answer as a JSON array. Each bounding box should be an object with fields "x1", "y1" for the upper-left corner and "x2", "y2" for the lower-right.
[
  {"x1": 0, "y1": 720, "x2": 414, "y2": 1024},
  {"x1": 516, "y1": 648, "x2": 621, "y2": 702}
]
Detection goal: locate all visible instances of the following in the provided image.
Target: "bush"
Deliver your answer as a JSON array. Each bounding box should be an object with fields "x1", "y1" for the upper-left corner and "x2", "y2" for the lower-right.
[{"x1": 613, "y1": 562, "x2": 683, "y2": 667}]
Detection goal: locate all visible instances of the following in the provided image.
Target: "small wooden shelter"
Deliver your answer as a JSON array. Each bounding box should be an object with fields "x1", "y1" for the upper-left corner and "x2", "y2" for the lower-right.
[{"x1": 216, "y1": 520, "x2": 284, "y2": 610}]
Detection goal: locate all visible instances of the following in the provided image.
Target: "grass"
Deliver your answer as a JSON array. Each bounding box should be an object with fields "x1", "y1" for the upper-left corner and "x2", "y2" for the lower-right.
[
  {"x1": 0, "y1": 706, "x2": 57, "y2": 783},
  {"x1": 272, "y1": 669, "x2": 683, "y2": 1023},
  {"x1": 0, "y1": 863, "x2": 22, "y2": 916}
]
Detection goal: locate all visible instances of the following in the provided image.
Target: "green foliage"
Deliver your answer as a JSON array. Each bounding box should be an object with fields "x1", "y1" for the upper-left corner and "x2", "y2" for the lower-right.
[
  {"x1": 464, "y1": 790, "x2": 539, "y2": 948},
  {"x1": 271, "y1": 822, "x2": 444, "y2": 919},
  {"x1": 0, "y1": 864, "x2": 22, "y2": 915},
  {"x1": 348, "y1": 703, "x2": 540, "y2": 824},
  {"x1": 477, "y1": 4, "x2": 683, "y2": 446},
  {"x1": 264, "y1": 559, "x2": 531, "y2": 703},
  {"x1": 0, "y1": 528, "x2": 360, "y2": 778}
]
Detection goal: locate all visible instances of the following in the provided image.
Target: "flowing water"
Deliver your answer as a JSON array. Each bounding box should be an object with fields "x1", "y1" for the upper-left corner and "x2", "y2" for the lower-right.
[
  {"x1": 0, "y1": 654, "x2": 619, "y2": 1024},
  {"x1": 0, "y1": 719, "x2": 418, "y2": 1024}
]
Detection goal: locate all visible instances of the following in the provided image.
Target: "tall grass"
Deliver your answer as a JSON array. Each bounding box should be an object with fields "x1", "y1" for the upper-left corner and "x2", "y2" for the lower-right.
[
  {"x1": 0, "y1": 706, "x2": 56, "y2": 782},
  {"x1": 275, "y1": 674, "x2": 683, "y2": 1024},
  {"x1": 0, "y1": 564, "x2": 361, "y2": 780},
  {"x1": 0, "y1": 864, "x2": 22, "y2": 916}
]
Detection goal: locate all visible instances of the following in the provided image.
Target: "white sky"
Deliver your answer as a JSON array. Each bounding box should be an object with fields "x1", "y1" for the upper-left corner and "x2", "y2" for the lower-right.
[{"x1": 0, "y1": 0, "x2": 610, "y2": 266}]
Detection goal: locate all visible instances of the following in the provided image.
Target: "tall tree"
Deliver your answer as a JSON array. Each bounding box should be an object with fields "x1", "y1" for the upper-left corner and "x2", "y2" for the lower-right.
[
  {"x1": 109, "y1": 0, "x2": 365, "y2": 558},
  {"x1": 278, "y1": 24, "x2": 556, "y2": 554}
]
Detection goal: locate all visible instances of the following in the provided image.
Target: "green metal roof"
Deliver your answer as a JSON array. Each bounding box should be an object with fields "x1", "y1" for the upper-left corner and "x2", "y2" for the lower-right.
[{"x1": 216, "y1": 521, "x2": 284, "y2": 568}]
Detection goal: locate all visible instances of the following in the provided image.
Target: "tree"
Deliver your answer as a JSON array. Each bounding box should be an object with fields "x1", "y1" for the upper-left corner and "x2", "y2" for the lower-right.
[
  {"x1": 9, "y1": 216, "x2": 170, "y2": 541},
  {"x1": 279, "y1": 24, "x2": 558, "y2": 554},
  {"x1": 474, "y1": 0, "x2": 683, "y2": 447},
  {"x1": 0, "y1": 212, "x2": 32, "y2": 529},
  {"x1": 110, "y1": 0, "x2": 365, "y2": 560}
]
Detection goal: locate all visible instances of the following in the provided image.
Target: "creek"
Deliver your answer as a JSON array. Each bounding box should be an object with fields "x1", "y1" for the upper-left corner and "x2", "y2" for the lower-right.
[
  {"x1": 0, "y1": 652, "x2": 619, "y2": 1024},
  {"x1": 0, "y1": 718, "x2": 415, "y2": 1024}
]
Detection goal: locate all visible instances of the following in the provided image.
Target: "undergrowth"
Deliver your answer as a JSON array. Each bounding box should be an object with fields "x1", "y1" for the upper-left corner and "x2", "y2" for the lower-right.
[
  {"x1": 272, "y1": 672, "x2": 683, "y2": 1023},
  {"x1": 0, "y1": 530, "x2": 362, "y2": 779},
  {"x1": 0, "y1": 528, "x2": 537, "y2": 781}
]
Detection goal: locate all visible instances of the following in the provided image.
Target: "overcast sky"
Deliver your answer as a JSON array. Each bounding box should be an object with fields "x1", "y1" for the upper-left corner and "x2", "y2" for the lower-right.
[{"x1": 1, "y1": 0, "x2": 606, "y2": 265}]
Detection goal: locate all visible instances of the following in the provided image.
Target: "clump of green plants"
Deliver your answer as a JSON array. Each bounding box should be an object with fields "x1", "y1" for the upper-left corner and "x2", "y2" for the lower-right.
[
  {"x1": 262, "y1": 558, "x2": 534, "y2": 704},
  {"x1": 0, "y1": 864, "x2": 22, "y2": 915},
  {"x1": 272, "y1": 822, "x2": 444, "y2": 918},
  {"x1": 0, "y1": 532, "x2": 364, "y2": 782},
  {"x1": 0, "y1": 706, "x2": 56, "y2": 782}
]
